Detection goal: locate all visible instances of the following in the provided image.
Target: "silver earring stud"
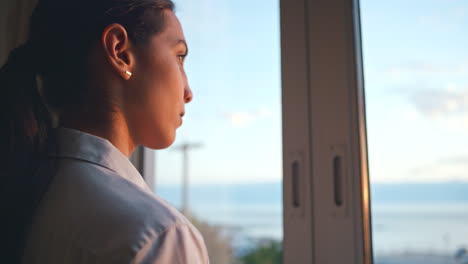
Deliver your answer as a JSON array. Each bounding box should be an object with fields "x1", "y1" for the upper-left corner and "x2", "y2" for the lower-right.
[{"x1": 124, "y1": 71, "x2": 132, "y2": 78}]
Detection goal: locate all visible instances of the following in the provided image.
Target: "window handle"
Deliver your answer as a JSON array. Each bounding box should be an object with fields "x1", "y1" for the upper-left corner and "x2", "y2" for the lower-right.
[
  {"x1": 330, "y1": 145, "x2": 348, "y2": 217},
  {"x1": 333, "y1": 155, "x2": 343, "y2": 207},
  {"x1": 286, "y1": 152, "x2": 305, "y2": 218},
  {"x1": 292, "y1": 160, "x2": 301, "y2": 208}
]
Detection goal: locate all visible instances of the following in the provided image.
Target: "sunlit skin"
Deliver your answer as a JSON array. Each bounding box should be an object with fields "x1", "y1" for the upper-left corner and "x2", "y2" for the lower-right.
[{"x1": 60, "y1": 10, "x2": 192, "y2": 157}]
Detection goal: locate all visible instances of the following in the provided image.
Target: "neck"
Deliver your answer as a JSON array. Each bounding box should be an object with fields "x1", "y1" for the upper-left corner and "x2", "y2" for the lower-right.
[{"x1": 59, "y1": 109, "x2": 136, "y2": 157}]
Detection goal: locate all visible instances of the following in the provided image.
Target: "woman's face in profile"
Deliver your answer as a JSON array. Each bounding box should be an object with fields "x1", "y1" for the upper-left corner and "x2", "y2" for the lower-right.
[{"x1": 126, "y1": 10, "x2": 192, "y2": 149}]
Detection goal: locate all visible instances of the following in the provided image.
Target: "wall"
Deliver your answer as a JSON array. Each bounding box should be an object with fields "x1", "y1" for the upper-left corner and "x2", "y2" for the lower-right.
[{"x1": 0, "y1": 0, "x2": 37, "y2": 65}]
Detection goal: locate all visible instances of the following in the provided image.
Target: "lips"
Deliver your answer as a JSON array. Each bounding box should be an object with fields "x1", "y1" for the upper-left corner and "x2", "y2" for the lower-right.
[{"x1": 178, "y1": 112, "x2": 185, "y2": 127}]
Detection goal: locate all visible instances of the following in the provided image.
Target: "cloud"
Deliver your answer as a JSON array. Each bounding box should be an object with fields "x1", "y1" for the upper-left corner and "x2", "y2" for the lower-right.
[
  {"x1": 223, "y1": 107, "x2": 272, "y2": 128},
  {"x1": 379, "y1": 68, "x2": 468, "y2": 129},
  {"x1": 409, "y1": 155, "x2": 468, "y2": 182},
  {"x1": 407, "y1": 84, "x2": 468, "y2": 120},
  {"x1": 439, "y1": 155, "x2": 468, "y2": 165},
  {"x1": 223, "y1": 112, "x2": 255, "y2": 127}
]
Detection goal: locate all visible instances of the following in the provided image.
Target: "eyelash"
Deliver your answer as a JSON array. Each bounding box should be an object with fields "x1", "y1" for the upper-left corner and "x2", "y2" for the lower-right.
[{"x1": 177, "y1": 54, "x2": 187, "y2": 62}]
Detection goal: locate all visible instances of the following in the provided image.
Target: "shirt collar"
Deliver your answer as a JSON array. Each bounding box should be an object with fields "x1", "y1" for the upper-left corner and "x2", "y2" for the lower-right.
[{"x1": 48, "y1": 127, "x2": 150, "y2": 192}]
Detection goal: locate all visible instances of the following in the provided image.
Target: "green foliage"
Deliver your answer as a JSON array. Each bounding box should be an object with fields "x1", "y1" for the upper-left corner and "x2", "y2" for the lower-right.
[
  {"x1": 188, "y1": 214, "x2": 283, "y2": 264},
  {"x1": 238, "y1": 240, "x2": 283, "y2": 264},
  {"x1": 189, "y1": 215, "x2": 234, "y2": 264}
]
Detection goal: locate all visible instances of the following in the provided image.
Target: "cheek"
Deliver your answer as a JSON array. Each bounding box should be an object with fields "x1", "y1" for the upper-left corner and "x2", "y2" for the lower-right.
[
  {"x1": 152, "y1": 67, "x2": 185, "y2": 106},
  {"x1": 158, "y1": 66, "x2": 186, "y2": 111},
  {"x1": 129, "y1": 54, "x2": 185, "y2": 148},
  {"x1": 131, "y1": 91, "x2": 177, "y2": 149},
  {"x1": 142, "y1": 74, "x2": 183, "y2": 135}
]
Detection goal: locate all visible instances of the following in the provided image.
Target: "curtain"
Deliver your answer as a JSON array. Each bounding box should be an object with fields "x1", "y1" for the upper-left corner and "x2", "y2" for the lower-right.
[{"x1": 0, "y1": 0, "x2": 37, "y2": 65}]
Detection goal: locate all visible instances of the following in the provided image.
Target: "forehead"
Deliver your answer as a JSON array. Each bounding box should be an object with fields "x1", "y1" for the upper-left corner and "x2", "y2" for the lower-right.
[{"x1": 158, "y1": 10, "x2": 185, "y2": 42}]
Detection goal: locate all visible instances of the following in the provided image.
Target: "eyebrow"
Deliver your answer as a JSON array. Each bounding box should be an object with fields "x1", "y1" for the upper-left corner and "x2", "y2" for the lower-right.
[{"x1": 175, "y1": 39, "x2": 189, "y2": 55}]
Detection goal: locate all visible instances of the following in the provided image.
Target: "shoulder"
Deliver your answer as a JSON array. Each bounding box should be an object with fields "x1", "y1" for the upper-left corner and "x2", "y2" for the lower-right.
[
  {"x1": 132, "y1": 221, "x2": 209, "y2": 264},
  {"x1": 48, "y1": 157, "x2": 188, "y2": 227},
  {"x1": 31, "y1": 158, "x2": 208, "y2": 262}
]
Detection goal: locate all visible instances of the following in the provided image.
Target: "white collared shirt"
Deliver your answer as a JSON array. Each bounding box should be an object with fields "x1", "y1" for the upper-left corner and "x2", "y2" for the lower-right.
[{"x1": 22, "y1": 128, "x2": 209, "y2": 264}]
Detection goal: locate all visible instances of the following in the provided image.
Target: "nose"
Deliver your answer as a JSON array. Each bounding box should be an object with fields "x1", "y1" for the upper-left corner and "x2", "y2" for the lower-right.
[{"x1": 184, "y1": 85, "x2": 193, "y2": 104}]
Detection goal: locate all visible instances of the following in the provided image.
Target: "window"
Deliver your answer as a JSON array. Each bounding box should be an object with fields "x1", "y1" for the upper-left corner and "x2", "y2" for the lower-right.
[
  {"x1": 140, "y1": 1, "x2": 468, "y2": 263},
  {"x1": 361, "y1": 1, "x2": 468, "y2": 263},
  {"x1": 151, "y1": 1, "x2": 283, "y2": 263}
]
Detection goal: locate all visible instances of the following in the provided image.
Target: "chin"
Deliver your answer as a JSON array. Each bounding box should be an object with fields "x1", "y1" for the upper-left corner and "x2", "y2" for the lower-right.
[{"x1": 144, "y1": 131, "x2": 176, "y2": 150}]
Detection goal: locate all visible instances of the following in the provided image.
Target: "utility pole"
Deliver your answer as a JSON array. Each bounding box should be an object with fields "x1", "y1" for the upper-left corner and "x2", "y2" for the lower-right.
[{"x1": 172, "y1": 142, "x2": 202, "y2": 216}]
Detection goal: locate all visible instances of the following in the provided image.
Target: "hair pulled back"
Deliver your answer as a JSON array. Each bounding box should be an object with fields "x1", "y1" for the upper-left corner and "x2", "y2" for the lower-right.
[{"x1": 0, "y1": 0, "x2": 174, "y2": 261}]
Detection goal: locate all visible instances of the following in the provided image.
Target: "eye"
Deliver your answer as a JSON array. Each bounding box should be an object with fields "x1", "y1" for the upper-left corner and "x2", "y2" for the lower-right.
[{"x1": 177, "y1": 54, "x2": 187, "y2": 63}]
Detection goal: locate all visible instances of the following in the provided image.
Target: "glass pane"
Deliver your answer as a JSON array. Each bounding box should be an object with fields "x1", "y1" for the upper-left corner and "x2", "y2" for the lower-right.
[
  {"x1": 361, "y1": 1, "x2": 468, "y2": 264},
  {"x1": 152, "y1": 1, "x2": 282, "y2": 263}
]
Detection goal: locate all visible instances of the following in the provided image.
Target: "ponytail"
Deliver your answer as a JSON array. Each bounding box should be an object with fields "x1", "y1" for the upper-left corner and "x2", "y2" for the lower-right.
[
  {"x1": 0, "y1": 43, "x2": 52, "y2": 262},
  {"x1": 1, "y1": 43, "x2": 51, "y2": 170}
]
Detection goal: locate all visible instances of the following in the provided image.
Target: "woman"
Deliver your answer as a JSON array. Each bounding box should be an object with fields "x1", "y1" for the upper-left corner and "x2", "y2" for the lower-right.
[{"x1": 0, "y1": 0, "x2": 209, "y2": 263}]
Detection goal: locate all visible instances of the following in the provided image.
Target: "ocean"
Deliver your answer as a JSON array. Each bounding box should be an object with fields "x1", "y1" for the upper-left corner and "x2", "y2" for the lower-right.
[{"x1": 155, "y1": 182, "x2": 468, "y2": 259}]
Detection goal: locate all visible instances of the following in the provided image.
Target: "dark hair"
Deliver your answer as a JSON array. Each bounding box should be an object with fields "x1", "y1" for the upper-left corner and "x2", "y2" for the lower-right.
[{"x1": 0, "y1": 0, "x2": 174, "y2": 261}]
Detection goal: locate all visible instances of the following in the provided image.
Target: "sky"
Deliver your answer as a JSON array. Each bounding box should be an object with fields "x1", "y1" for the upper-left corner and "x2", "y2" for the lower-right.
[{"x1": 154, "y1": 0, "x2": 468, "y2": 186}]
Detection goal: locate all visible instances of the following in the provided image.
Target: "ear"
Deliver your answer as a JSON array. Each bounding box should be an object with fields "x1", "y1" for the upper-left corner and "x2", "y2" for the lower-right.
[{"x1": 101, "y1": 23, "x2": 135, "y2": 80}]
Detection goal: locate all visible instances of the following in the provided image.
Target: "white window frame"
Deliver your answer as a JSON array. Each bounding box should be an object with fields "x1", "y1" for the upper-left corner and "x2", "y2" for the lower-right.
[{"x1": 281, "y1": 0, "x2": 372, "y2": 263}]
